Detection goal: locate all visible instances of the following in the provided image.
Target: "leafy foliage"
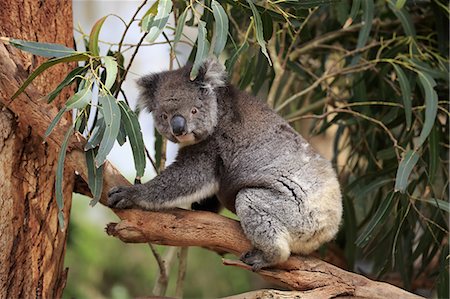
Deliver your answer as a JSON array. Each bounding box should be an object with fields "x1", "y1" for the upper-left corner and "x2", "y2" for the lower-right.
[{"x1": 8, "y1": 0, "x2": 448, "y2": 296}]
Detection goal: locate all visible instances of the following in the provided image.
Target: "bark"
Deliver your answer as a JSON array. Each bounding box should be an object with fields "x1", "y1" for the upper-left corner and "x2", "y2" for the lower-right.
[
  {"x1": 0, "y1": 17, "x2": 422, "y2": 298},
  {"x1": 0, "y1": 1, "x2": 74, "y2": 298}
]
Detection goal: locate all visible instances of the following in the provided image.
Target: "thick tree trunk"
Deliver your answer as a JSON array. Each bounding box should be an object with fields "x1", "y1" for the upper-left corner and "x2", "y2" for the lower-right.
[{"x1": 0, "y1": 1, "x2": 74, "y2": 298}]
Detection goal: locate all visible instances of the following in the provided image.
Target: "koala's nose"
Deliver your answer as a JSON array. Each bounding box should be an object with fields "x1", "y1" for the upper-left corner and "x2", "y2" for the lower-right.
[{"x1": 170, "y1": 115, "x2": 186, "y2": 136}]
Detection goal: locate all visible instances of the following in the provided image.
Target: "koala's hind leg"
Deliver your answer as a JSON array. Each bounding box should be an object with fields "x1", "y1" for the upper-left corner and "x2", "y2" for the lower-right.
[{"x1": 235, "y1": 188, "x2": 291, "y2": 271}]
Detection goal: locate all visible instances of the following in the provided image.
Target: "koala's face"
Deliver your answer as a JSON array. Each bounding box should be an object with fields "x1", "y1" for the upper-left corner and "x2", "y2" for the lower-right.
[{"x1": 137, "y1": 59, "x2": 226, "y2": 145}]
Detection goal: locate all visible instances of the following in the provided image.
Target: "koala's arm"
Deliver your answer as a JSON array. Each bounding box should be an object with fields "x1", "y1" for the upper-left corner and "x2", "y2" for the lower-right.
[{"x1": 108, "y1": 146, "x2": 218, "y2": 210}]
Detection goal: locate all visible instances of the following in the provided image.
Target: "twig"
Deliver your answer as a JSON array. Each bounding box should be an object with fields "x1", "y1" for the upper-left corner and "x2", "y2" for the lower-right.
[
  {"x1": 152, "y1": 247, "x2": 178, "y2": 296},
  {"x1": 175, "y1": 247, "x2": 188, "y2": 298},
  {"x1": 117, "y1": 0, "x2": 148, "y2": 53}
]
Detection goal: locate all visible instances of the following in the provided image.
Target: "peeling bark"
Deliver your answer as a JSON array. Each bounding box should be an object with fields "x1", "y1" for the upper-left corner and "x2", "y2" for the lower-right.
[{"x1": 0, "y1": 1, "x2": 74, "y2": 298}]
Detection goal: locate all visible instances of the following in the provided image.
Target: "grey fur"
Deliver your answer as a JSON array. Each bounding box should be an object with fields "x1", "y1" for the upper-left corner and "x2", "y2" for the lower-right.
[{"x1": 108, "y1": 58, "x2": 343, "y2": 270}]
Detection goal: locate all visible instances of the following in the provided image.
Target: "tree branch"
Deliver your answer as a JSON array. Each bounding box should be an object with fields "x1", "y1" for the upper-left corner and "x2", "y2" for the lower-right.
[{"x1": 0, "y1": 42, "x2": 422, "y2": 299}]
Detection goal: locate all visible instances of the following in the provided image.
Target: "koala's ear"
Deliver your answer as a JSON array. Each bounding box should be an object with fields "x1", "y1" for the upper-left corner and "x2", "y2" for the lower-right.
[
  {"x1": 195, "y1": 58, "x2": 227, "y2": 94},
  {"x1": 137, "y1": 73, "x2": 160, "y2": 112}
]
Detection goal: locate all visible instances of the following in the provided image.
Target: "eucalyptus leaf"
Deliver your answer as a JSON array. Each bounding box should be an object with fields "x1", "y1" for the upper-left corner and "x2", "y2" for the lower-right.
[
  {"x1": 85, "y1": 115, "x2": 105, "y2": 150},
  {"x1": 356, "y1": 192, "x2": 396, "y2": 247},
  {"x1": 174, "y1": 9, "x2": 188, "y2": 45},
  {"x1": 416, "y1": 71, "x2": 438, "y2": 148},
  {"x1": 145, "y1": 0, "x2": 173, "y2": 43},
  {"x1": 95, "y1": 94, "x2": 121, "y2": 167},
  {"x1": 394, "y1": 150, "x2": 419, "y2": 193},
  {"x1": 103, "y1": 56, "x2": 118, "y2": 90},
  {"x1": 66, "y1": 87, "x2": 92, "y2": 110},
  {"x1": 225, "y1": 41, "x2": 249, "y2": 74},
  {"x1": 86, "y1": 148, "x2": 104, "y2": 206},
  {"x1": 118, "y1": 101, "x2": 146, "y2": 178},
  {"x1": 9, "y1": 38, "x2": 77, "y2": 58},
  {"x1": 422, "y1": 198, "x2": 450, "y2": 213},
  {"x1": 55, "y1": 126, "x2": 74, "y2": 230},
  {"x1": 89, "y1": 16, "x2": 108, "y2": 56},
  {"x1": 45, "y1": 108, "x2": 67, "y2": 137},
  {"x1": 247, "y1": 0, "x2": 272, "y2": 65},
  {"x1": 392, "y1": 64, "x2": 412, "y2": 129},
  {"x1": 211, "y1": 0, "x2": 229, "y2": 56},
  {"x1": 11, "y1": 53, "x2": 89, "y2": 99},
  {"x1": 46, "y1": 66, "x2": 87, "y2": 104},
  {"x1": 190, "y1": 21, "x2": 210, "y2": 80},
  {"x1": 350, "y1": 0, "x2": 373, "y2": 65}
]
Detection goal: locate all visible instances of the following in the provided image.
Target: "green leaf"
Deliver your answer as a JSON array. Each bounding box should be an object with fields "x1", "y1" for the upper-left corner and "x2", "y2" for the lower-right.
[
  {"x1": 65, "y1": 87, "x2": 92, "y2": 110},
  {"x1": 86, "y1": 148, "x2": 104, "y2": 206},
  {"x1": 394, "y1": 150, "x2": 420, "y2": 193},
  {"x1": 103, "y1": 56, "x2": 118, "y2": 90},
  {"x1": 395, "y1": 0, "x2": 407, "y2": 10},
  {"x1": 416, "y1": 71, "x2": 438, "y2": 148},
  {"x1": 428, "y1": 125, "x2": 439, "y2": 183},
  {"x1": 95, "y1": 94, "x2": 121, "y2": 167},
  {"x1": 247, "y1": 0, "x2": 272, "y2": 65},
  {"x1": 46, "y1": 66, "x2": 87, "y2": 104},
  {"x1": 356, "y1": 192, "x2": 396, "y2": 247},
  {"x1": 261, "y1": 11, "x2": 273, "y2": 41},
  {"x1": 45, "y1": 108, "x2": 67, "y2": 137},
  {"x1": 190, "y1": 21, "x2": 210, "y2": 80},
  {"x1": 89, "y1": 16, "x2": 108, "y2": 56},
  {"x1": 348, "y1": 0, "x2": 361, "y2": 21},
  {"x1": 11, "y1": 53, "x2": 89, "y2": 99},
  {"x1": 145, "y1": 0, "x2": 173, "y2": 43},
  {"x1": 225, "y1": 41, "x2": 249, "y2": 74},
  {"x1": 389, "y1": 3, "x2": 416, "y2": 37},
  {"x1": 211, "y1": 0, "x2": 229, "y2": 56},
  {"x1": 8, "y1": 38, "x2": 77, "y2": 58},
  {"x1": 350, "y1": 0, "x2": 373, "y2": 65},
  {"x1": 55, "y1": 126, "x2": 74, "y2": 230},
  {"x1": 85, "y1": 115, "x2": 105, "y2": 150},
  {"x1": 116, "y1": 121, "x2": 127, "y2": 146},
  {"x1": 392, "y1": 64, "x2": 412, "y2": 129},
  {"x1": 422, "y1": 198, "x2": 450, "y2": 213},
  {"x1": 174, "y1": 9, "x2": 188, "y2": 45},
  {"x1": 140, "y1": 0, "x2": 159, "y2": 29},
  {"x1": 118, "y1": 101, "x2": 146, "y2": 178}
]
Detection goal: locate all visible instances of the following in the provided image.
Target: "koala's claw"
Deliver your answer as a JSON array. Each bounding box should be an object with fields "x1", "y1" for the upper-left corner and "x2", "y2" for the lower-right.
[
  {"x1": 240, "y1": 249, "x2": 270, "y2": 271},
  {"x1": 107, "y1": 186, "x2": 134, "y2": 209}
]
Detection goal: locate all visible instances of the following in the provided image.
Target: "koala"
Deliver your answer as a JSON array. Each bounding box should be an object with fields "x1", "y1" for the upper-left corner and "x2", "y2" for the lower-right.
[{"x1": 108, "y1": 58, "x2": 342, "y2": 270}]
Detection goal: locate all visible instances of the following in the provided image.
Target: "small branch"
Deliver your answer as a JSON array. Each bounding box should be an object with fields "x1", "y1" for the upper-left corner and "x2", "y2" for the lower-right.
[
  {"x1": 117, "y1": 0, "x2": 148, "y2": 53},
  {"x1": 175, "y1": 247, "x2": 188, "y2": 298}
]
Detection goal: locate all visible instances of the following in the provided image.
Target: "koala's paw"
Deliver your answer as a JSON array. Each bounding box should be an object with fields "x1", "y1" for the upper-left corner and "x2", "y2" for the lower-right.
[
  {"x1": 240, "y1": 249, "x2": 272, "y2": 271},
  {"x1": 107, "y1": 186, "x2": 137, "y2": 209}
]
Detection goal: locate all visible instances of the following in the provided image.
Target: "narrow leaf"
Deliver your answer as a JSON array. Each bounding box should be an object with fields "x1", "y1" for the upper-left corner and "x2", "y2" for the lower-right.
[
  {"x1": 211, "y1": 0, "x2": 229, "y2": 56},
  {"x1": 86, "y1": 148, "x2": 104, "y2": 206},
  {"x1": 225, "y1": 41, "x2": 249, "y2": 74},
  {"x1": 428, "y1": 125, "x2": 439, "y2": 183},
  {"x1": 55, "y1": 126, "x2": 74, "y2": 230},
  {"x1": 45, "y1": 108, "x2": 67, "y2": 137},
  {"x1": 395, "y1": 150, "x2": 420, "y2": 193},
  {"x1": 190, "y1": 21, "x2": 210, "y2": 80},
  {"x1": 103, "y1": 56, "x2": 118, "y2": 90},
  {"x1": 11, "y1": 53, "x2": 89, "y2": 99},
  {"x1": 66, "y1": 87, "x2": 92, "y2": 110},
  {"x1": 140, "y1": 0, "x2": 159, "y2": 29},
  {"x1": 85, "y1": 115, "x2": 105, "y2": 150},
  {"x1": 422, "y1": 198, "x2": 450, "y2": 213},
  {"x1": 393, "y1": 64, "x2": 412, "y2": 129},
  {"x1": 89, "y1": 16, "x2": 108, "y2": 56},
  {"x1": 118, "y1": 101, "x2": 146, "y2": 178},
  {"x1": 417, "y1": 71, "x2": 438, "y2": 148},
  {"x1": 395, "y1": 0, "x2": 407, "y2": 10},
  {"x1": 95, "y1": 94, "x2": 121, "y2": 167},
  {"x1": 47, "y1": 66, "x2": 87, "y2": 104},
  {"x1": 9, "y1": 38, "x2": 77, "y2": 58},
  {"x1": 356, "y1": 192, "x2": 396, "y2": 247},
  {"x1": 146, "y1": 0, "x2": 173, "y2": 43},
  {"x1": 247, "y1": 0, "x2": 272, "y2": 65},
  {"x1": 174, "y1": 9, "x2": 188, "y2": 45},
  {"x1": 350, "y1": 0, "x2": 373, "y2": 65}
]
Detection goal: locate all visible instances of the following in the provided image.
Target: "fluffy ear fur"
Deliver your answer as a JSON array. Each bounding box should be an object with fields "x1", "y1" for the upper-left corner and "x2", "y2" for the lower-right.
[
  {"x1": 137, "y1": 73, "x2": 160, "y2": 112},
  {"x1": 195, "y1": 58, "x2": 227, "y2": 94}
]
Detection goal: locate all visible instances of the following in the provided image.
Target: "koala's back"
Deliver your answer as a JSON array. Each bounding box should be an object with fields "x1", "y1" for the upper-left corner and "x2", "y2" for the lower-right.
[{"x1": 214, "y1": 87, "x2": 342, "y2": 254}]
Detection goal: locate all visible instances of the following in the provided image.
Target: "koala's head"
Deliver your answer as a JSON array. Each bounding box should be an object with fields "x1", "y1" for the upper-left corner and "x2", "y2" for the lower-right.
[{"x1": 137, "y1": 58, "x2": 227, "y2": 145}]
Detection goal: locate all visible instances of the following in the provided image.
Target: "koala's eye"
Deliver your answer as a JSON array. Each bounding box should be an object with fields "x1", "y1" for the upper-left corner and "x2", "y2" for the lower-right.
[
  {"x1": 161, "y1": 113, "x2": 168, "y2": 120},
  {"x1": 191, "y1": 108, "x2": 198, "y2": 115}
]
